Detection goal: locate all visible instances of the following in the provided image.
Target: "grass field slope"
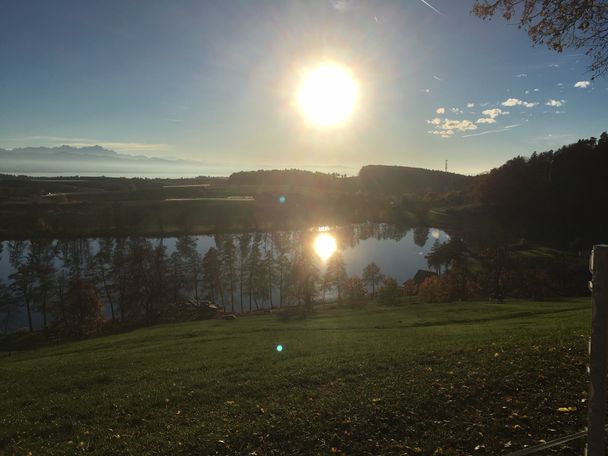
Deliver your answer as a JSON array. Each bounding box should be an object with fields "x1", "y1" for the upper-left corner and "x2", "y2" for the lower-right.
[{"x1": 0, "y1": 299, "x2": 591, "y2": 455}]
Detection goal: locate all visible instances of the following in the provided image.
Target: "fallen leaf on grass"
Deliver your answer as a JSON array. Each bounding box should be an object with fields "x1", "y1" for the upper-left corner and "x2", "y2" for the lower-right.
[{"x1": 557, "y1": 407, "x2": 576, "y2": 412}]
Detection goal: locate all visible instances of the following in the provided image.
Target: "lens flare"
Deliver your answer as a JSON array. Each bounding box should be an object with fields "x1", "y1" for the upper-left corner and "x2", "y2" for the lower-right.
[
  {"x1": 276, "y1": 344, "x2": 283, "y2": 352},
  {"x1": 314, "y1": 233, "x2": 337, "y2": 262},
  {"x1": 296, "y1": 63, "x2": 359, "y2": 126}
]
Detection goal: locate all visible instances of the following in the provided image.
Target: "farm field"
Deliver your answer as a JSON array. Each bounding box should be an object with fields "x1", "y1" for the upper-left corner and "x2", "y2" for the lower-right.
[{"x1": 0, "y1": 298, "x2": 592, "y2": 455}]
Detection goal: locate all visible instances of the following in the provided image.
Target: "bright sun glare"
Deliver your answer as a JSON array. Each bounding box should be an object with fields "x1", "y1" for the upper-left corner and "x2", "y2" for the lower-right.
[
  {"x1": 297, "y1": 63, "x2": 359, "y2": 126},
  {"x1": 314, "y1": 233, "x2": 337, "y2": 262}
]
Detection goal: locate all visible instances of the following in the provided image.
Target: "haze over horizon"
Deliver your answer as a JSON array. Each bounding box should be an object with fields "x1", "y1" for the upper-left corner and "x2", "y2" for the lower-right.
[{"x1": 1, "y1": 0, "x2": 607, "y2": 176}]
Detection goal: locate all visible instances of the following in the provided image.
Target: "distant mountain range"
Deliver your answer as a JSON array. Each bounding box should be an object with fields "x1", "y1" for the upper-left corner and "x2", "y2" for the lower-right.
[{"x1": 0, "y1": 145, "x2": 207, "y2": 176}]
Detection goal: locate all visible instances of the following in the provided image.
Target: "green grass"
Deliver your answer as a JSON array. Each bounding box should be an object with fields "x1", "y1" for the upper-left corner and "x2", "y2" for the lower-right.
[{"x1": 0, "y1": 298, "x2": 592, "y2": 455}]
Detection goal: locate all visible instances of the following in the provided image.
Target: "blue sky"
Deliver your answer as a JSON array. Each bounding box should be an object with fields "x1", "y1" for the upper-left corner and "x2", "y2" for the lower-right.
[{"x1": 1, "y1": 0, "x2": 606, "y2": 175}]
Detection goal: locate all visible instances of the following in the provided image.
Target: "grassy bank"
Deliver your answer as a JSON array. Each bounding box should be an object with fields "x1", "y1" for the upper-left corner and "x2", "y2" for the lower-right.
[{"x1": 0, "y1": 298, "x2": 591, "y2": 455}]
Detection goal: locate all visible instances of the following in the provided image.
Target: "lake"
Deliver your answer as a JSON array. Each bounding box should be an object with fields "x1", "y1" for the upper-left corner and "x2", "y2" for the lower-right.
[{"x1": 0, "y1": 223, "x2": 448, "y2": 332}]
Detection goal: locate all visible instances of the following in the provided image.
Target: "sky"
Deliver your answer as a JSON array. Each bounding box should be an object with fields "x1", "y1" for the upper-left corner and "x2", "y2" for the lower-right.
[{"x1": 1, "y1": 0, "x2": 607, "y2": 176}]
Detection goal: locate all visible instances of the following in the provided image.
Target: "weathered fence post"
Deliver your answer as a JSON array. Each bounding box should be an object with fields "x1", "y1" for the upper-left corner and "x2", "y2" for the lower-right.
[{"x1": 587, "y1": 245, "x2": 608, "y2": 456}]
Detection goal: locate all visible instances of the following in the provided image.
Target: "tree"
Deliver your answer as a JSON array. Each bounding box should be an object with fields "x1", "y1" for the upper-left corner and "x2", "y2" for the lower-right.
[
  {"x1": 95, "y1": 238, "x2": 116, "y2": 321},
  {"x1": 418, "y1": 276, "x2": 448, "y2": 303},
  {"x1": 473, "y1": 0, "x2": 608, "y2": 78},
  {"x1": 272, "y1": 232, "x2": 291, "y2": 307},
  {"x1": 216, "y1": 234, "x2": 237, "y2": 313},
  {"x1": 247, "y1": 234, "x2": 262, "y2": 311},
  {"x1": 377, "y1": 277, "x2": 401, "y2": 306},
  {"x1": 237, "y1": 233, "x2": 251, "y2": 312},
  {"x1": 362, "y1": 262, "x2": 384, "y2": 297},
  {"x1": 30, "y1": 239, "x2": 56, "y2": 332},
  {"x1": 343, "y1": 276, "x2": 367, "y2": 306},
  {"x1": 8, "y1": 242, "x2": 35, "y2": 332},
  {"x1": 0, "y1": 279, "x2": 13, "y2": 334},
  {"x1": 62, "y1": 278, "x2": 103, "y2": 337},
  {"x1": 326, "y1": 252, "x2": 347, "y2": 302},
  {"x1": 176, "y1": 236, "x2": 201, "y2": 299},
  {"x1": 289, "y1": 250, "x2": 319, "y2": 309},
  {"x1": 150, "y1": 239, "x2": 171, "y2": 321},
  {"x1": 202, "y1": 247, "x2": 223, "y2": 306}
]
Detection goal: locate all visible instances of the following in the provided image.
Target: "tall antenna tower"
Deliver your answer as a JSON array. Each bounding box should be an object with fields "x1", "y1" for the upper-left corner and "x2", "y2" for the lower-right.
[{"x1": 445, "y1": 159, "x2": 448, "y2": 172}]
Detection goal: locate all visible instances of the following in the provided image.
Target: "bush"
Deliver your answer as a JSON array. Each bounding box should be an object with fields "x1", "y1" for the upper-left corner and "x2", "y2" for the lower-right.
[
  {"x1": 403, "y1": 279, "x2": 418, "y2": 296},
  {"x1": 377, "y1": 277, "x2": 401, "y2": 306},
  {"x1": 418, "y1": 276, "x2": 448, "y2": 303},
  {"x1": 277, "y1": 305, "x2": 313, "y2": 322},
  {"x1": 60, "y1": 278, "x2": 104, "y2": 338}
]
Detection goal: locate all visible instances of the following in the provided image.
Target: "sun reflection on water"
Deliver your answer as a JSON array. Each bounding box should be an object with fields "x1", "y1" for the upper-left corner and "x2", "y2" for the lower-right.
[{"x1": 314, "y1": 232, "x2": 337, "y2": 262}]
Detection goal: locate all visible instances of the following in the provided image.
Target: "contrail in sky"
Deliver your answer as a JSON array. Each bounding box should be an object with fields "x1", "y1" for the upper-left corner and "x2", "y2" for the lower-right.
[
  {"x1": 419, "y1": 0, "x2": 443, "y2": 15},
  {"x1": 462, "y1": 124, "x2": 521, "y2": 138}
]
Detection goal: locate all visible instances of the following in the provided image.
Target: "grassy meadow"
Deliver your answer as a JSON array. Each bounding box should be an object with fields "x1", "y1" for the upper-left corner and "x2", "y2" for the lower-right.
[{"x1": 0, "y1": 298, "x2": 591, "y2": 455}]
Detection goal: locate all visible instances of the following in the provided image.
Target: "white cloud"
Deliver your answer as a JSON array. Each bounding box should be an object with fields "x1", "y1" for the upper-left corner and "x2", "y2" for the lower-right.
[
  {"x1": 428, "y1": 130, "x2": 453, "y2": 138},
  {"x1": 515, "y1": 73, "x2": 528, "y2": 78},
  {"x1": 450, "y1": 107, "x2": 463, "y2": 114},
  {"x1": 467, "y1": 103, "x2": 475, "y2": 108},
  {"x1": 433, "y1": 75, "x2": 443, "y2": 82},
  {"x1": 423, "y1": 88, "x2": 431, "y2": 93},
  {"x1": 427, "y1": 118, "x2": 477, "y2": 138},
  {"x1": 436, "y1": 107, "x2": 445, "y2": 114},
  {"x1": 557, "y1": 82, "x2": 564, "y2": 87},
  {"x1": 533, "y1": 88, "x2": 540, "y2": 92},
  {"x1": 476, "y1": 108, "x2": 509, "y2": 124},
  {"x1": 482, "y1": 108, "x2": 508, "y2": 119},
  {"x1": 574, "y1": 80, "x2": 590, "y2": 88},
  {"x1": 501, "y1": 98, "x2": 538, "y2": 108},
  {"x1": 546, "y1": 99, "x2": 565, "y2": 107}
]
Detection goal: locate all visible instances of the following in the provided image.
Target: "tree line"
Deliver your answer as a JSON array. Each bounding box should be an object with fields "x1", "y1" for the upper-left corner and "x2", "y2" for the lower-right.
[{"x1": 0, "y1": 230, "x2": 400, "y2": 337}]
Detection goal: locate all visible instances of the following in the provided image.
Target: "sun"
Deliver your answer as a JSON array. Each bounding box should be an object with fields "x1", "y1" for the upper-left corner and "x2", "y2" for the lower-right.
[
  {"x1": 314, "y1": 233, "x2": 337, "y2": 262},
  {"x1": 296, "y1": 63, "x2": 359, "y2": 126}
]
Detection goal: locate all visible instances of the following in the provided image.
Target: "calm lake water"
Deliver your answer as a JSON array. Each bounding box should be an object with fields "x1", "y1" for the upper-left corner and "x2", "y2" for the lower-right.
[{"x1": 0, "y1": 223, "x2": 448, "y2": 332}]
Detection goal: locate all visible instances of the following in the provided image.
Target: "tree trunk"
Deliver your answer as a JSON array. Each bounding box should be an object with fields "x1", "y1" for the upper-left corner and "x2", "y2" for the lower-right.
[
  {"x1": 42, "y1": 292, "x2": 48, "y2": 332},
  {"x1": 25, "y1": 297, "x2": 33, "y2": 332}
]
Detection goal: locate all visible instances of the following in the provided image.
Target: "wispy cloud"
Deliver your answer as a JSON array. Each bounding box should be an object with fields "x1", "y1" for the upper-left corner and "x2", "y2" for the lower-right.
[
  {"x1": 433, "y1": 75, "x2": 443, "y2": 82},
  {"x1": 467, "y1": 103, "x2": 475, "y2": 108},
  {"x1": 462, "y1": 124, "x2": 521, "y2": 138},
  {"x1": 546, "y1": 99, "x2": 565, "y2": 107},
  {"x1": 574, "y1": 80, "x2": 590, "y2": 88},
  {"x1": 330, "y1": 0, "x2": 355, "y2": 11},
  {"x1": 418, "y1": 0, "x2": 443, "y2": 15},
  {"x1": 436, "y1": 107, "x2": 445, "y2": 114},
  {"x1": 515, "y1": 73, "x2": 528, "y2": 78}
]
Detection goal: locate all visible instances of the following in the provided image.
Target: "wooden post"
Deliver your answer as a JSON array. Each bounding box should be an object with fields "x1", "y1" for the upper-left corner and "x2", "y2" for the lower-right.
[{"x1": 587, "y1": 245, "x2": 608, "y2": 456}]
